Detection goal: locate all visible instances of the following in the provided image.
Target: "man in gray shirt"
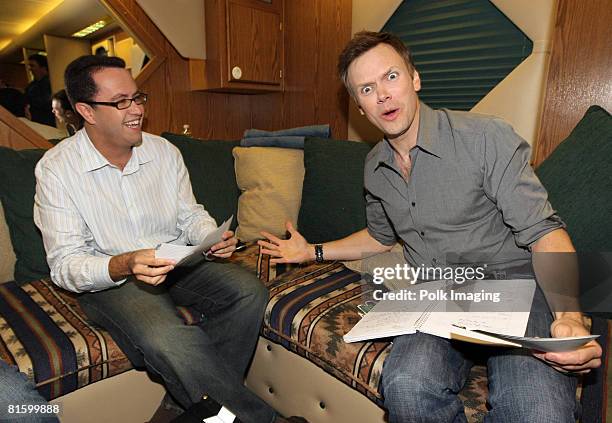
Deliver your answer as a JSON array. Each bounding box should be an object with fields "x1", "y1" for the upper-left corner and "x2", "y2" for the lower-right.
[{"x1": 260, "y1": 31, "x2": 602, "y2": 422}]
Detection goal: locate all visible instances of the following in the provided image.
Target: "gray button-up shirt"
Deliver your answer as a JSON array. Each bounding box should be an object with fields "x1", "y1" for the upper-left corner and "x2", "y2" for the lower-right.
[{"x1": 364, "y1": 102, "x2": 563, "y2": 269}]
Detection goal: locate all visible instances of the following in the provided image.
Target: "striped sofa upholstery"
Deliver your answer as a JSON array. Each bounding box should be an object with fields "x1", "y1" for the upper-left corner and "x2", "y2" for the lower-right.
[{"x1": 0, "y1": 279, "x2": 131, "y2": 400}]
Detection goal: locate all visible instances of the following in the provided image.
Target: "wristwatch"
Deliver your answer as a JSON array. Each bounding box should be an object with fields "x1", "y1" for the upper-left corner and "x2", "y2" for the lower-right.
[{"x1": 314, "y1": 244, "x2": 324, "y2": 263}]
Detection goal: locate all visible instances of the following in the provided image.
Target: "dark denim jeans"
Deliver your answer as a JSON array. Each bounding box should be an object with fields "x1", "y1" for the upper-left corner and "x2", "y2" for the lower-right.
[
  {"x1": 78, "y1": 260, "x2": 275, "y2": 423},
  {"x1": 0, "y1": 361, "x2": 59, "y2": 422},
  {"x1": 381, "y1": 284, "x2": 579, "y2": 422}
]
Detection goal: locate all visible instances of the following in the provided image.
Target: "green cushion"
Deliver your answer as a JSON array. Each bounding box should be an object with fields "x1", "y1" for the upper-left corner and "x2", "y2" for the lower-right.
[
  {"x1": 162, "y1": 133, "x2": 240, "y2": 230},
  {"x1": 298, "y1": 137, "x2": 372, "y2": 243},
  {"x1": 0, "y1": 147, "x2": 48, "y2": 282},
  {"x1": 536, "y1": 106, "x2": 612, "y2": 251}
]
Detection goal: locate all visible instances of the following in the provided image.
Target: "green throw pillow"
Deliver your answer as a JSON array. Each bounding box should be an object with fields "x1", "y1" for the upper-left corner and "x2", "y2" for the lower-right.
[
  {"x1": 298, "y1": 137, "x2": 372, "y2": 243},
  {"x1": 0, "y1": 147, "x2": 49, "y2": 282},
  {"x1": 162, "y1": 133, "x2": 240, "y2": 230},
  {"x1": 536, "y1": 105, "x2": 612, "y2": 251}
]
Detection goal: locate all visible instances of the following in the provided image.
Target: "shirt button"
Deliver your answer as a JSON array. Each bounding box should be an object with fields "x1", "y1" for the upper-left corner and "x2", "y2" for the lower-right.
[
  {"x1": 411, "y1": 202, "x2": 416, "y2": 207},
  {"x1": 420, "y1": 231, "x2": 425, "y2": 236}
]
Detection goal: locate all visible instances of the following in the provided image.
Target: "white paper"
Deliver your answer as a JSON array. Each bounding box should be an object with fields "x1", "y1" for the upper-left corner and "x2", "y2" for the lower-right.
[
  {"x1": 343, "y1": 279, "x2": 536, "y2": 346},
  {"x1": 456, "y1": 328, "x2": 599, "y2": 352},
  {"x1": 202, "y1": 406, "x2": 236, "y2": 423},
  {"x1": 156, "y1": 216, "x2": 233, "y2": 266}
]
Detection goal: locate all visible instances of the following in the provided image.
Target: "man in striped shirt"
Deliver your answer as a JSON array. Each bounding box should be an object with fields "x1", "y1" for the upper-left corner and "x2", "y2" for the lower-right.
[{"x1": 33, "y1": 55, "x2": 278, "y2": 423}]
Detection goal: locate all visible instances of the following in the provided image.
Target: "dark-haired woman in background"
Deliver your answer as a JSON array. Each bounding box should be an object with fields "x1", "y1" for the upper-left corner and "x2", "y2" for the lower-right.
[{"x1": 52, "y1": 89, "x2": 82, "y2": 136}]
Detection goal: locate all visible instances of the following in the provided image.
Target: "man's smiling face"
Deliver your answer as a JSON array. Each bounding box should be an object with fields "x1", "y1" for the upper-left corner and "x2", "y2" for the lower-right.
[
  {"x1": 348, "y1": 43, "x2": 421, "y2": 142},
  {"x1": 88, "y1": 67, "x2": 144, "y2": 149}
]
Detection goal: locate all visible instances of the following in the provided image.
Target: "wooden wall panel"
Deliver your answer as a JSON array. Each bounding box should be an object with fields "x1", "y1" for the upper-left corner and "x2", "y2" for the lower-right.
[
  {"x1": 104, "y1": 0, "x2": 351, "y2": 140},
  {"x1": 534, "y1": 0, "x2": 612, "y2": 166},
  {"x1": 278, "y1": 0, "x2": 351, "y2": 138}
]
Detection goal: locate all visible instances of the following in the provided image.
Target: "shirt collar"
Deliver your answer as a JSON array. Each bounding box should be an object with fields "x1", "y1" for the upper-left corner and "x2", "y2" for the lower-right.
[
  {"x1": 415, "y1": 102, "x2": 442, "y2": 159},
  {"x1": 78, "y1": 129, "x2": 154, "y2": 173},
  {"x1": 375, "y1": 101, "x2": 443, "y2": 169}
]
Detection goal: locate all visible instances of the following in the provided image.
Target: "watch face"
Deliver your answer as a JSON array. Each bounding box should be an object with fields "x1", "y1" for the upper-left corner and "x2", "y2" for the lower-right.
[{"x1": 315, "y1": 244, "x2": 324, "y2": 262}]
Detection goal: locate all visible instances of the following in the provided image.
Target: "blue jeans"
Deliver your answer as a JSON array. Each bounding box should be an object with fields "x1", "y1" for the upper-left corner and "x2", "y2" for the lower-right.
[
  {"x1": 0, "y1": 361, "x2": 59, "y2": 422},
  {"x1": 381, "y1": 286, "x2": 579, "y2": 422},
  {"x1": 78, "y1": 260, "x2": 275, "y2": 423}
]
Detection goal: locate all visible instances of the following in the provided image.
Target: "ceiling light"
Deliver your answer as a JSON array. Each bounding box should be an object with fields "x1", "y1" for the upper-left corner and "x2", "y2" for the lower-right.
[{"x1": 72, "y1": 20, "x2": 108, "y2": 38}]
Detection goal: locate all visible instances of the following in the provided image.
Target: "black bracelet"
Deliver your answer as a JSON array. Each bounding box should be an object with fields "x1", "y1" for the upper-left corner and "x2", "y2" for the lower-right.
[{"x1": 314, "y1": 244, "x2": 324, "y2": 263}]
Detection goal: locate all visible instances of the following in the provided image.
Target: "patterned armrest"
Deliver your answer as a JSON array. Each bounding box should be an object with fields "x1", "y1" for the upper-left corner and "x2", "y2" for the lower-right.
[{"x1": 0, "y1": 280, "x2": 131, "y2": 400}]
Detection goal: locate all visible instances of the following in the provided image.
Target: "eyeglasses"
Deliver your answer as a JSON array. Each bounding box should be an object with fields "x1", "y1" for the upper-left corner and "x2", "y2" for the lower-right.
[{"x1": 82, "y1": 93, "x2": 148, "y2": 110}]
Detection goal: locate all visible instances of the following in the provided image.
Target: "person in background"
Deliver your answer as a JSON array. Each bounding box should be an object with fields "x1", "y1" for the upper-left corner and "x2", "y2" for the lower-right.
[
  {"x1": 52, "y1": 89, "x2": 82, "y2": 135},
  {"x1": 25, "y1": 54, "x2": 55, "y2": 127},
  {"x1": 94, "y1": 46, "x2": 108, "y2": 57},
  {"x1": 0, "y1": 87, "x2": 64, "y2": 140}
]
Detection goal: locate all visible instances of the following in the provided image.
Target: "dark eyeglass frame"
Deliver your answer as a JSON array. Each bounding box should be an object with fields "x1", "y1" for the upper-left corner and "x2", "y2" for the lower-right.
[{"x1": 82, "y1": 93, "x2": 148, "y2": 110}]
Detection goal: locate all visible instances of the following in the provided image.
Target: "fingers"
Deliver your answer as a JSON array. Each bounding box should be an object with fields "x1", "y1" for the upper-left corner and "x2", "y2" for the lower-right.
[
  {"x1": 211, "y1": 234, "x2": 238, "y2": 253},
  {"x1": 133, "y1": 249, "x2": 175, "y2": 267},
  {"x1": 550, "y1": 322, "x2": 573, "y2": 338},
  {"x1": 534, "y1": 341, "x2": 602, "y2": 372},
  {"x1": 260, "y1": 231, "x2": 282, "y2": 244},
  {"x1": 286, "y1": 221, "x2": 296, "y2": 234},
  {"x1": 221, "y1": 230, "x2": 235, "y2": 241},
  {"x1": 136, "y1": 273, "x2": 168, "y2": 286},
  {"x1": 133, "y1": 264, "x2": 175, "y2": 278},
  {"x1": 258, "y1": 240, "x2": 280, "y2": 251},
  {"x1": 545, "y1": 342, "x2": 602, "y2": 367}
]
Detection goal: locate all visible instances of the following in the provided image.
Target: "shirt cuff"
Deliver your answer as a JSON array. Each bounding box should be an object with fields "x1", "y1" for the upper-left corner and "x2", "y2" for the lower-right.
[
  {"x1": 89, "y1": 255, "x2": 125, "y2": 292},
  {"x1": 517, "y1": 215, "x2": 566, "y2": 248}
]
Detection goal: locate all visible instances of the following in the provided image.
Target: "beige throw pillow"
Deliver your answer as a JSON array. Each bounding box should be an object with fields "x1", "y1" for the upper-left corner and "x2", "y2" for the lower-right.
[{"x1": 233, "y1": 147, "x2": 304, "y2": 241}]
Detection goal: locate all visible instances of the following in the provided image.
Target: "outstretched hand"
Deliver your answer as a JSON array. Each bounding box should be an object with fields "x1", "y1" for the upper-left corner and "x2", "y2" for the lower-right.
[{"x1": 258, "y1": 222, "x2": 313, "y2": 264}]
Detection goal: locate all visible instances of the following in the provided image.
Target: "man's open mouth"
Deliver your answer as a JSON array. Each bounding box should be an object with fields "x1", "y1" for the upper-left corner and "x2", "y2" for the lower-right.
[
  {"x1": 381, "y1": 108, "x2": 399, "y2": 120},
  {"x1": 124, "y1": 118, "x2": 141, "y2": 129}
]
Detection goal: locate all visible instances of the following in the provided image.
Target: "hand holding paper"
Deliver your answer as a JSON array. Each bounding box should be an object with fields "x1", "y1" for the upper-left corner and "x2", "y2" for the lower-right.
[{"x1": 156, "y1": 216, "x2": 234, "y2": 266}]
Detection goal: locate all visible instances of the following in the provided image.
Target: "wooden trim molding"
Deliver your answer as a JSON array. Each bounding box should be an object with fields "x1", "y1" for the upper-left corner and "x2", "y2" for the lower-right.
[
  {"x1": 100, "y1": 0, "x2": 168, "y2": 86},
  {"x1": 0, "y1": 106, "x2": 54, "y2": 150}
]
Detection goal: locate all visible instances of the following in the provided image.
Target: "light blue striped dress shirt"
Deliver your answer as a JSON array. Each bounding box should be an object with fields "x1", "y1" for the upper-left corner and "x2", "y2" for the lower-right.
[{"x1": 33, "y1": 129, "x2": 218, "y2": 293}]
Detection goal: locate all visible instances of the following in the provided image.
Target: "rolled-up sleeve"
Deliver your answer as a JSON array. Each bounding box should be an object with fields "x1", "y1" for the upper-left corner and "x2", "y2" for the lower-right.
[
  {"x1": 482, "y1": 119, "x2": 565, "y2": 247},
  {"x1": 365, "y1": 190, "x2": 397, "y2": 246},
  {"x1": 34, "y1": 163, "x2": 118, "y2": 293}
]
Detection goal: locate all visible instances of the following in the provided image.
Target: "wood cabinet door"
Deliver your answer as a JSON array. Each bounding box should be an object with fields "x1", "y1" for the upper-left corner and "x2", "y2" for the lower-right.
[{"x1": 226, "y1": 0, "x2": 282, "y2": 85}]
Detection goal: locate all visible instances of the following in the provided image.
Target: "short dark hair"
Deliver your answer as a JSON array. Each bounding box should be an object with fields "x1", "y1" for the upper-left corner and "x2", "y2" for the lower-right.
[
  {"x1": 337, "y1": 31, "x2": 415, "y2": 96},
  {"x1": 28, "y1": 53, "x2": 48, "y2": 70},
  {"x1": 52, "y1": 89, "x2": 72, "y2": 112},
  {"x1": 0, "y1": 88, "x2": 26, "y2": 117},
  {"x1": 64, "y1": 55, "x2": 126, "y2": 107}
]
